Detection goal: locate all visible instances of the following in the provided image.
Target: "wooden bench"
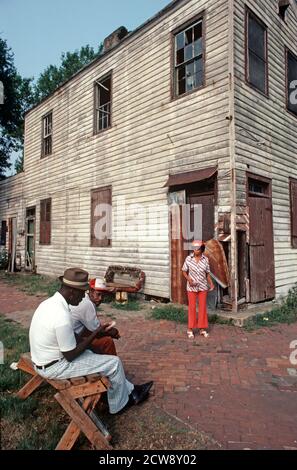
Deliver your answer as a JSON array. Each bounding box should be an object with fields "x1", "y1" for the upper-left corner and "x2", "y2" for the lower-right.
[{"x1": 17, "y1": 353, "x2": 112, "y2": 450}]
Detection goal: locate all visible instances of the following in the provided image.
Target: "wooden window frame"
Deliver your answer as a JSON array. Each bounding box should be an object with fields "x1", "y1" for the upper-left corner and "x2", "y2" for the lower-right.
[
  {"x1": 93, "y1": 72, "x2": 112, "y2": 135},
  {"x1": 39, "y1": 198, "x2": 51, "y2": 245},
  {"x1": 246, "y1": 172, "x2": 272, "y2": 199},
  {"x1": 290, "y1": 177, "x2": 297, "y2": 249},
  {"x1": 245, "y1": 7, "x2": 269, "y2": 98},
  {"x1": 90, "y1": 186, "x2": 112, "y2": 247},
  {"x1": 171, "y1": 12, "x2": 206, "y2": 101},
  {"x1": 285, "y1": 47, "x2": 297, "y2": 120},
  {"x1": 41, "y1": 111, "x2": 53, "y2": 158}
]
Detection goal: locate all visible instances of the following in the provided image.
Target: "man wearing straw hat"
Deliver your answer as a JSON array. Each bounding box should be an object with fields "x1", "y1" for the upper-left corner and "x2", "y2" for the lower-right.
[{"x1": 29, "y1": 267, "x2": 153, "y2": 414}]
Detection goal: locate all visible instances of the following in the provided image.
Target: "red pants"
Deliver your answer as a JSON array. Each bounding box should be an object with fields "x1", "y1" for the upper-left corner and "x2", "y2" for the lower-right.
[
  {"x1": 187, "y1": 291, "x2": 208, "y2": 330},
  {"x1": 81, "y1": 334, "x2": 117, "y2": 356}
]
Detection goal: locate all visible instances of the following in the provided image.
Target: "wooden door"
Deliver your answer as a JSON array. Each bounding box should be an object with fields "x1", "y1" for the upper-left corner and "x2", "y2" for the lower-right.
[{"x1": 249, "y1": 195, "x2": 275, "y2": 302}]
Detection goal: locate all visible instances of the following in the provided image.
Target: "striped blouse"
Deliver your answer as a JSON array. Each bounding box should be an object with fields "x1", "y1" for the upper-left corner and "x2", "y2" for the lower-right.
[{"x1": 182, "y1": 253, "x2": 210, "y2": 292}]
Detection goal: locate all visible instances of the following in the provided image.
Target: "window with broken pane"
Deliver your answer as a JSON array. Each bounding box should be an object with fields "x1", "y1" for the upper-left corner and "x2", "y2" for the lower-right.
[
  {"x1": 95, "y1": 74, "x2": 112, "y2": 132},
  {"x1": 246, "y1": 11, "x2": 267, "y2": 95},
  {"x1": 42, "y1": 112, "x2": 52, "y2": 157},
  {"x1": 174, "y1": 19, "x2": 204, "y2": 97}
]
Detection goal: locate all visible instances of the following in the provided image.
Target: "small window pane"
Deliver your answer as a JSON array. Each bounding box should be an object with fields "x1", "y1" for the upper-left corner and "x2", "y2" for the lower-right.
[
  {"x1": 177, "y1": 66, "x2": 186, "y2": 95},
  {"x1": 248, "y1": 15, "x2": 265, "y2": 60},
  {"x1": 194, "y1": 22, "x2": 202, "y2": 41},
  {"x1": 249, "y1": 52, "x2": 266, "y2": 93},
  {"x1": 184, "y1": 44, "x2": 193, "y2": 62},
  {"x1": 194, "y1": 38, "x2": 202, "y2": 57},
  {"x1": 194, "y1": 58, "x2": 203, "y2": 88},
  {"x1": 176, "y1": 32, "x2": 185, "y2": 51},
  {"x1": 176, "y1": 48, "x2": 184, "y2": 65},
  {"x1": 185, "y1": 27, "x2": 193, "y2": 45},
  {"x1": 186, "y1": 62, "x2": 195, "y2": 92}
]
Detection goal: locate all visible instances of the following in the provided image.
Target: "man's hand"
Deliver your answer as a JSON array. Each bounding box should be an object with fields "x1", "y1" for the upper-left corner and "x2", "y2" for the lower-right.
[
  {"x1": 105, "y1": 327, "x2": 120, "y2": 339},
  {"x1": 97, "y1": 323, "x2": 121, "y2": 339}
]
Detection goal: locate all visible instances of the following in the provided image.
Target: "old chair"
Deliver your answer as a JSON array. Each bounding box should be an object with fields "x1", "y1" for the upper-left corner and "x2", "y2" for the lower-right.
[{"x1": 17, "y1": 353, "x2": 112, "y2": 450}]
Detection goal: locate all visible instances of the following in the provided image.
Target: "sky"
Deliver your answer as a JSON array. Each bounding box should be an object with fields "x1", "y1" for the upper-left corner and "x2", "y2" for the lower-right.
[{"x1": 1, "y1": 0, "x2": 171, "y2": 79}]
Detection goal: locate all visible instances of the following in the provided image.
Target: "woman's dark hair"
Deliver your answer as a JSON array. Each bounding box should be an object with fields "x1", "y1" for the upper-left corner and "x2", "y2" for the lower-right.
[{"x1": 200, "y1": 244, "x2": 206, "y2": 253}]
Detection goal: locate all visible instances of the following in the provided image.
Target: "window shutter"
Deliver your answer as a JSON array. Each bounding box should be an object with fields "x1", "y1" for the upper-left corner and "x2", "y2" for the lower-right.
[
  {"x1": 40, "y1": 198, "x2": 51, "y2": 245},
  {"x1": 291, "y1": 180, "x2": 297, "y2": 248},
  {"x1": 91, "y1": 187, "x2": 112, "y2": 247}
]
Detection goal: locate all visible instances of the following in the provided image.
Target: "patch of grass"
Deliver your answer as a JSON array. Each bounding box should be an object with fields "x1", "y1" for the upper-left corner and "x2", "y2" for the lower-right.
[
  {"x1": 0, "y1": 316, "x2": 68, "y2": 449},
  {"x1": 111, "y1": 299, "x2": 141, "y2": 311},
  {"x1": 151, "y1": 305, "x2": 187, "y2": 323},
  {"x1": 0, "y1": 272, "x2": 60, "y2": 297},
  {"x1": 244, "y1": 284, "x2": 297, "y2": 331}
]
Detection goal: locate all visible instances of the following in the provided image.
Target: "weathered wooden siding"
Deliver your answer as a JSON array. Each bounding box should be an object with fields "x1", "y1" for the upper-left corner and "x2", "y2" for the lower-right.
[
  {"x1": 0, "y1": 173, "x2": 25, "y2": 265},
  {"x1": 22, "y1": 0, "x2": 231, "y2": 298},
  {"x1": 234, "y1": 0, "x2": 297, "y2": 297}
]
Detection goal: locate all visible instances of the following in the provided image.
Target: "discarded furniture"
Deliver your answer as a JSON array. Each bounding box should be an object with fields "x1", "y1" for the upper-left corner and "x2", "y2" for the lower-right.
[
  {"x1": 17, "y1": 353, "x2": 112, "y2": 450},
  {"x1": 104, "y1": 265, "x2": 145, "y2": 303}
]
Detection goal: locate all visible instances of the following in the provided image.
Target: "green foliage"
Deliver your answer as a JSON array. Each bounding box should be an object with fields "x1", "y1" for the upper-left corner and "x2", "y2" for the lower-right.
[
  {"x1": 34, "y1": 44, "x2": 103, "y2": 102},
  {"x1": 151, "y1": 305, "x2": 187, "y2": 323},
  {"x1": 111, "y1": 299, "x2": 141, "y2": 311},
  {"x1": 0, "y1": 37, "x2": 34, "y2": 177},
  {"x1": 244, "y1": 284, "x2": 297, "y2": 330},
  {"x1": 0, "y1": 272, "x2": 60, "y2": 296}
]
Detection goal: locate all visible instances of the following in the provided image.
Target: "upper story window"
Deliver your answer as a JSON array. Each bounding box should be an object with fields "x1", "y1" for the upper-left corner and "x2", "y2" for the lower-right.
[
  {"x1": 94, "y1": 74, "x2": 112, "y2": 133},
  {"x1": 246, "y1": 9, "x2": 268, "y2": 95},
  {"x1": 286, "y1": 49, "x2": 297, "y2": 117},
  {"x1": 174, "y1": 17, "x2": 204, "y2": 98},
  {"x1": 42, "y1": 111, "x2": 53, "y2": 157}
]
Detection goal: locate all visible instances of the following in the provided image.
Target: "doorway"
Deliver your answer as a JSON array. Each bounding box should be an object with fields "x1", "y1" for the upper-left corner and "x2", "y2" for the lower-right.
[
  {"x1": 25, "y1": 207, "x2": 36, "y2": 271},
  {"x1": 247, "y1": 174, "x2": 275, "y2": 302},
  {"x1": 170, "y1": 177, "x2": 216, "y2": 305}
]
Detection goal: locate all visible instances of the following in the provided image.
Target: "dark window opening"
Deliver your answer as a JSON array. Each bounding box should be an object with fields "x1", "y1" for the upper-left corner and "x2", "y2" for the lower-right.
[
  {"x1": 246, "y1": 10, "x2": 268, "y2": 95},
  {"x1": 42, "y1": 112, "x2": 53, "y2": 157},
  {"x1": 1, "y1": 220, "x2": 7, "y2": 246},
  {"x1": 40, "y1": 198, "x2": 51, "y2": 245},
  {"x1": 287, "y1": 49, "x2": 297, "y2": 117},
  {"x1": 174, "y1": 18, "x2": 204, "y2": 97},
  {"x1": 95, "y1": 74, "x2": 112, "y2": 132},
  {"x1": 248, "y1": 178, "x2": 269, "y2": 197}
]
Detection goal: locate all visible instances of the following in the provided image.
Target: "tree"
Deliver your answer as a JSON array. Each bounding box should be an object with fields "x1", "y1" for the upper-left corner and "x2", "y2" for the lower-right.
[
  {"x1": 34, "y1": 44, "x2": 103, "y2": 102},
  {"x1": 0, "y1": 38, "x2": 33, "y2": 178}
]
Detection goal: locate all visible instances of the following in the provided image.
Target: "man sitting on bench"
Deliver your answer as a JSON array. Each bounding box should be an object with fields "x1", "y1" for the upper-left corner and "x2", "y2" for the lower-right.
[
  {"x1": 29, "y1": 267, "x2": 153, "y2": 414},
  {"x1": 70, "y1": 278, "x2": 118, "y2": 356}
]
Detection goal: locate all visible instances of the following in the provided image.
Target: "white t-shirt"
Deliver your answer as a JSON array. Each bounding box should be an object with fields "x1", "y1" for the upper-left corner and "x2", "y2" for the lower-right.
[
  {"x1": 70, "y1": 294, "x2": 100, "y2": 335},
  {"x1": 29, "y1": 292, "x2": 76, "y2": 365}
]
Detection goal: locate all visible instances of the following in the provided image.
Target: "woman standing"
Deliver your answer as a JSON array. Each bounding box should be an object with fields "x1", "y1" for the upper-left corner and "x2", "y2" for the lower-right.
[{"x1": 182, "y1": 240, "x2": 215, "y2": 339}]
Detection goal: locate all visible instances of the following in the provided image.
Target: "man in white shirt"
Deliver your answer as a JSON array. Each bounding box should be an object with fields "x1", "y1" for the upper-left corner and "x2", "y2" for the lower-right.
[
  {"x1": 70, "y1": 278, "x2": 118, "y2": 356},
  {"x1": 29, "y1": 267, "x2": 153, "y2": 414}
]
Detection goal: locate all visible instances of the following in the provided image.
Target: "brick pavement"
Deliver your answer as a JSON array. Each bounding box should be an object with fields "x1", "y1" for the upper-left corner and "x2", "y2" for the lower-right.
[{"x1": 0, "y1": 280, "x2": 297, "y2": 450}]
